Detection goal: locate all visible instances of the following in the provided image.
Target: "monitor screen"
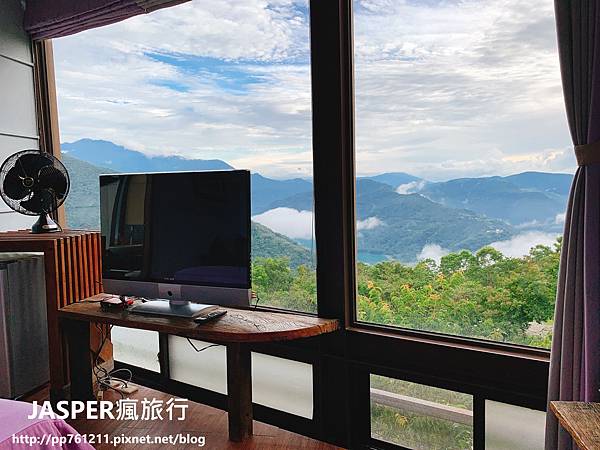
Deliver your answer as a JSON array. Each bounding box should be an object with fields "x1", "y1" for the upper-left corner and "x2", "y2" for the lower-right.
[{"x1": 100, "y1": 170, "x2": 251, "y2": 289}]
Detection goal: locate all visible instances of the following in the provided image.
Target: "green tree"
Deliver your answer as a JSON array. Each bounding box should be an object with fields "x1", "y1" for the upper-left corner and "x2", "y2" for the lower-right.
[{"x1": 252, "y1": 238, "x2": 561, "y2": 348}]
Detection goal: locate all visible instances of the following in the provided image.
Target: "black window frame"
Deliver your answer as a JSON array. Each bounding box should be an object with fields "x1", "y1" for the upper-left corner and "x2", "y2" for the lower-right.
[{"x1": 309, "y1": 0, "x2": 549, "y2": 447}]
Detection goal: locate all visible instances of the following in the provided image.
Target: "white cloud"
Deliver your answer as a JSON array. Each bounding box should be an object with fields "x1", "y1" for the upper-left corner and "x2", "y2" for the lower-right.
[
  {"x1": 555, "y1": 213, "x2": 566, "y2": 225},
  {"x1": 352, "y1": 0, "x2": 574, "y2": 180},
  {"x1": 396, "y1": 180, "x2": 426, "y2": 194},
  {"x1": 490, "y1": 231, "x2": 559, "y2": 258},
  {"x1": 52, "y1": 0, "x2": 574, "y2": 180},
  {"x1": 52, "y1": 1, "x2": 313, "y2": 178},
  {"x1": 416, "y1": 244, "x2": 449, "y2": 263},
  {"x1": 252, "y1": 207, "x2": 313, "y2": 239},
  {"x1": 357, "y1": 216, "x2": 383, "y2": 230}
]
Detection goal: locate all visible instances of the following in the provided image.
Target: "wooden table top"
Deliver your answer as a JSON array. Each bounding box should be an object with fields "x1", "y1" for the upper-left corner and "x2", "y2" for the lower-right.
[
  {"x1": 58, "y1": 294, "x2": 339, "y2": 344},
  {"x1": 551, "y1": 401, "x2": 600, "y2": 450}
]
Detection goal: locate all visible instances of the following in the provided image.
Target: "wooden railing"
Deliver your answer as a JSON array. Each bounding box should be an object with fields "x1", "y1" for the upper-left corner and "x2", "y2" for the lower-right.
[{"x1": 370, "y1": 388, "x2": 473, "y2": 425}]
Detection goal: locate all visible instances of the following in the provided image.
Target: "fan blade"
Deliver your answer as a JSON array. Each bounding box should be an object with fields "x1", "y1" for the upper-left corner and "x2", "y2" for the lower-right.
[
  {"x1": 16, "y1": 153, "x2": 53, "y2": 178},
  {"x1": 3, "y1": 167, "x2": 30, "y2": 200},
  {"x1": 38, "y1": 165, "x2": 68, "y2": 198},
  {"x1": 21, "y1": 188, "x2": 55, "y2": 214}
]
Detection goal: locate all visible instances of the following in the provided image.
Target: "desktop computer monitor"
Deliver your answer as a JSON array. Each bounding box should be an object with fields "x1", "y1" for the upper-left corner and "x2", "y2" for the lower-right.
[{"x1": 100, "y1": 170, "x2": 251, "y2": 317}]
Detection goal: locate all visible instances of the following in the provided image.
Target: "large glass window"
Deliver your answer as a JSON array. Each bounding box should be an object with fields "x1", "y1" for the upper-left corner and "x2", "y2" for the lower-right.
[
  {"x1": 353, "y1": 0, "x2": 570, "y2": 348},
  {"x1": 54, "y1": 0, "x2": 316, "y2": 313}
]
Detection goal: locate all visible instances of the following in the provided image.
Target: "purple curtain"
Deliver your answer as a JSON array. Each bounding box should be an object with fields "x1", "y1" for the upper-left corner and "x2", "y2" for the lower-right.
[
  {"x1": 545, "y1": 1, "x2": 600, "y2": 450},
  {"x1": 24, "y1": 0, "x2": 189, "y2": 41}
]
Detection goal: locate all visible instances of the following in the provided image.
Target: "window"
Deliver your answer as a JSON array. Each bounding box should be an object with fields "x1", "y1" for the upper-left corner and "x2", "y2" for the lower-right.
[
  {"x1": 353, "y1": 0, "x2": 570, "y2": 348},
  {"x1": 54, "y1": 0, "x2": 316, "y2": 313},
  {"x1": 485, "y1": 400, "x2": 545, "y2": 450},
  {"x1": 111, "y1": 327, "x2": 160, "y2": 372},
  {"x1": 370, "y1": 375, "x2": 473, "y2": 449},
  {"x1": 31, "y1": 1, "x2": 553, "y2": 448},
  {"x1": 169, "y1": 337, "x2": 313, "y2": 417}
]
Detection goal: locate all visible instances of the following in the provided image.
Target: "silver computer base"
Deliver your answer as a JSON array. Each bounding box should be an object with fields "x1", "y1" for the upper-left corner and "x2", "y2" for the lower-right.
[{"x1": 130, "y1": 299, "x2": 209, "y2": 318}]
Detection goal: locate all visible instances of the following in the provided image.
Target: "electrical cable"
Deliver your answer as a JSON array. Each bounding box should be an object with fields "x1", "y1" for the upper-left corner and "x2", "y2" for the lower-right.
[
  {"x1": 91, "y1": 323, "x2": 133, "y2": 399},
  {"x1": 252, "y1": 291, "x2": 261, "y2": 309},
  {"x1": 185, "y1": 338, "x2": 221, "y2": 353}
]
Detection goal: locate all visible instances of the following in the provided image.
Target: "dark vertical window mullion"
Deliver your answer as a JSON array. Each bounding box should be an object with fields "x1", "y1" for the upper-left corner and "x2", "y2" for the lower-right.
[
  {"x1": 310, "y1": 0, "x2": 357, "y2": 446},
  {"x1": 473, "y1": 395, "x2": 486, "y2": 450},
  {"x1": 310, "y1": 0, "x2": 356, "y2": 325}
]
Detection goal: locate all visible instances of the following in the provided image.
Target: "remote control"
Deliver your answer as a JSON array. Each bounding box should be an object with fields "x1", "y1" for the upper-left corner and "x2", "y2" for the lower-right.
[{"x1": 194, "y1": 310, "x2": 227, "y2": 324}]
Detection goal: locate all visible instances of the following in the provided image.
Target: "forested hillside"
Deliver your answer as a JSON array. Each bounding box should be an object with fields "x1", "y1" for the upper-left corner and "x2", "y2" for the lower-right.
[{"x1": 255, "y1": 240, "x2": 559, "y2": 348}]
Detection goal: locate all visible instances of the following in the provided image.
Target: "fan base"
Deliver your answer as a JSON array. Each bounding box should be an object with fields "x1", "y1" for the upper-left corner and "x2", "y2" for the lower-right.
[{"x1": 31, "y1": 214, "x2": 62, "y2": 234}]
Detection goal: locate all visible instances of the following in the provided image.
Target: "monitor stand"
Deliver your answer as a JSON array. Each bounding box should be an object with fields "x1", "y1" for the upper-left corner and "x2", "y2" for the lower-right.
[{"x1": 130, "y1": 299, "x2": 209, "y2": 318}]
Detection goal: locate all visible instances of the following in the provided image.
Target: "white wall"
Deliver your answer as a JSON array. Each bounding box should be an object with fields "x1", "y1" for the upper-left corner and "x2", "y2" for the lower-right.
[{"x1": 0, "y1": 0, "x2": 40, "y2": 231}]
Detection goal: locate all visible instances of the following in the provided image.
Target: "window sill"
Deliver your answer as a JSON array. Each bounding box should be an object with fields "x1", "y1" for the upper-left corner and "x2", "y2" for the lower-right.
[{"x1": 346, "y1": 322, "x2": 550, "y2": 363}]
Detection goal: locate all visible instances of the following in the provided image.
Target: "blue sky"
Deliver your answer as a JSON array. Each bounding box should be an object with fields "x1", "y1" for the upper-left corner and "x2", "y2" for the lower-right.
[
  {"x1": 144, "y1": 52, "x2": 300, "y2": 94},
  {"x1": 53, "y1": 0, "x2": 573, "y2": 180}
]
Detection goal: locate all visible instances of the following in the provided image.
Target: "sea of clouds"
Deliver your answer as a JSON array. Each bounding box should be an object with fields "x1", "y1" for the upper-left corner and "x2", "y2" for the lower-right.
[
  {"x1": 416, "y1": 231, "x2": 560, "y2": 264},
  {"x1": 252, "y1": 208, "x2": 384, "y2": 240},
  {"x1": 254, "y1": 208, "x2": 560, "y2": 265}
]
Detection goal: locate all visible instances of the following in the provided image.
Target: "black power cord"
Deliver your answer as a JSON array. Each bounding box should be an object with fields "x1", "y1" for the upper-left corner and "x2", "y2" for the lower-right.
[
  {"x1": 92, "y1": 323, "x2": 132, "y2": 399},
  {"x1": 185, "y1": 339, "x2": 221, "y2": 353},
  {"x1": 252, "y1": 291, "x2": 261, "y2": 309}
]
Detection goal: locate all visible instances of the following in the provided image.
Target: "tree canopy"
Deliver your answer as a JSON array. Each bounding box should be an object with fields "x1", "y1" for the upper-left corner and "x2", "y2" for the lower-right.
[{"x1": 253, "y1": 239, "x2": 560, "y2": 348}]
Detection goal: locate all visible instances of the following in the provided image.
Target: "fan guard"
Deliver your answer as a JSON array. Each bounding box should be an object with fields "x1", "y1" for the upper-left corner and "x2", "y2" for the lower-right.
[{"x1": 0, "y1": 150, "x2": 70, "y2": 233}]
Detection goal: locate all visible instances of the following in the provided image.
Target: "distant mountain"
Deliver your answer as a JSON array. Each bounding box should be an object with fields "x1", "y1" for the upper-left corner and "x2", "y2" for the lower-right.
[
  {"x1": 265, "y1": 189, "x2": 314, "y2": 212},
  {"x1": 61, "y1": 139, "x2": 312, "y2": 215},
  {"x1": 359, "y1": 172, "x2": 422, "y2": 189},
  {"x1": 357, "y1": 180, "x2": 513, "y2": 260},
  {"x1": 503, "y1": 172, "x2": 573, "y2": 196},
  {"x1": 62, "y1": 154, "x2": 110, "y2": 230},
  {"x1": 250, "y1": 173, "x2": 312, "y2": 215},
  {"x1": 60, "y1": 138, "x2": 571, "y2": 264},
  {"x1": 418, "y1": 173, "x2": 572, "y2": 230},
  {"x1": 61, "y1": 154, "x2": 312, "y2": 266},
  {"x1": 62, "y1": 139, "x2": 232, "y2": 173},
  {"x1": 266, "y1": 171, "x2": 572, "y2": 222},
  {"x1": 269, "y1": 179, "x2": 513, "y2": 262}
]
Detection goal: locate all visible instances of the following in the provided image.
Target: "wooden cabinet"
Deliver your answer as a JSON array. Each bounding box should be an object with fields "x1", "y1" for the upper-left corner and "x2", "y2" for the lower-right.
[{"x1": 0, "y1": 230, "x2": 102, "y2": 401}]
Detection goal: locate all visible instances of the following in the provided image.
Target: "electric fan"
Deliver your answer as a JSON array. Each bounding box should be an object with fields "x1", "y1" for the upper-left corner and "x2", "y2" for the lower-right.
[{"x1": 0, "y1": 150, "x2": 70, "y2": 233}]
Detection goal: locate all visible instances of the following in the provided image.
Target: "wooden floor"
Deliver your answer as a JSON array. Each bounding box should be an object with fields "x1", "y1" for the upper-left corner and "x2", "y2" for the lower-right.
[{"x1": 25, "y1": 385, "x2": 342, "y2": 450}]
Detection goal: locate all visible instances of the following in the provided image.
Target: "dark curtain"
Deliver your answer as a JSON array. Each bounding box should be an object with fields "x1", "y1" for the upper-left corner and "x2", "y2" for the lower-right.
[
  {"x1": 546, "y1": 1, "x2": 600, "y2": 449},
  {"x1": 24, "y1": 0, "x2": 189, "y2": 40}
]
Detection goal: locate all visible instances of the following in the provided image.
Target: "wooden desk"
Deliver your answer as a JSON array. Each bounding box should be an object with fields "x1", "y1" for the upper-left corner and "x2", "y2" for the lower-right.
[
  {"x1": 58, "y1": 296, "x2": 339, "y2": 442},
  {"x1": 550, "y1": 401, "x2": 600, "y2": 450}
]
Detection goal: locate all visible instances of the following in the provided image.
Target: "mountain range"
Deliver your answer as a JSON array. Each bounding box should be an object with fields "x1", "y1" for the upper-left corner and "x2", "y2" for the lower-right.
[
  {"x1": 416, "y1": 174, "x2": 570, "y2": 230},
  {"x1": 267, "y1": 178, "x2": 513, "y2": 261},
  {"x1": 61, "y1": 154, "x2": 314, "y2": 267},
  {"x1": 61, "y1": 139, "x2": 233, "y2": 173},
  {"x1": 61, "y1": 138, "x2": 572, "y2": 263},
  {"x1": 62, "y1": 139, "x2": 312, "y2": 216}
]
